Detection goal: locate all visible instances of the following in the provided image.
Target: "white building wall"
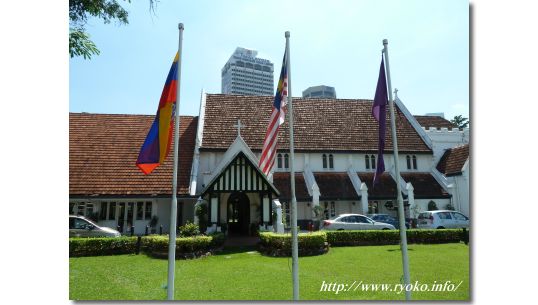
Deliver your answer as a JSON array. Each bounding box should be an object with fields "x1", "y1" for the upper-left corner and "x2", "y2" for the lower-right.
[
  {"x1": 198, "y1": 151, "x2": 437, "y2": 182},
  {"x1": 447, "y1": 174, "x2": 470, "y2": 217},
  {"x1": 423, "y1": 127, "x2": 469, "y2": 162},
  {"x1": 70, "y1": 198, "x2": 197, "y2": 235}
]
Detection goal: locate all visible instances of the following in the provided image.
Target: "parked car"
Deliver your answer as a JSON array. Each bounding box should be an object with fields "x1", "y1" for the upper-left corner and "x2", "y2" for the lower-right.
[
  {"x1": 416, "y1": 210, "x2": 469, "y2": 229},
  {"x1": 367, "y1": 213, "x2": 411, "y2": 229},
  {"x1": 69, "y1": 215, "x2": 121, "y2": 237},
  {"x1": 321, "y1": 214, "x2": 396, "y2": 230}
]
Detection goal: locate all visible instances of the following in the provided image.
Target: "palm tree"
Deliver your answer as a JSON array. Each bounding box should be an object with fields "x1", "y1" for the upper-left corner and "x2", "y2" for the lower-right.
[{"x1": 450, "y1": 115, "x2": 469, "y2": 128}]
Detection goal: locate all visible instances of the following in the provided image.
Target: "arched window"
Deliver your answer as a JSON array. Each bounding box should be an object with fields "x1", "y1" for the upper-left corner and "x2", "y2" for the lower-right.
[
  {"x1": 277, "y1": 153, "x2": 283, "y2": 169},
  {"x1": 371, "y1": 155, "x2": 376, "y2": 169},
  {"x1": 365, "y1": 155, "x2": 370, "y2": 169},
  {"x1": 412, "y1": 155, "x2": 417, "y2": 169},
  {"x1": 322, "y1": 154, "x2": 327, "y2": 169},
  {"x1": 328, "y1": 154, "x2": 334, "y2": 169},
  {"x1": 284, "y1": 153, "x2": 289, "y2": 169},
  {"x1": 406, "y1": 155, "x2": 411, "y2": 169}
]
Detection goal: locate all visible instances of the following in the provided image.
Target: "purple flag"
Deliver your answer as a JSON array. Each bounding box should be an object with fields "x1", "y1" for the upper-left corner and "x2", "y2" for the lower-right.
[{"x1": 372, "y1": 56, "x2": 388, "y2": 187}]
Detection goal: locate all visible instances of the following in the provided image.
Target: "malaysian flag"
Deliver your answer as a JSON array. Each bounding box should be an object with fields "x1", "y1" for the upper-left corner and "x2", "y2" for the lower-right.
[{"x1": 258, "y1": 48, "x2": 288, "y2": 175}]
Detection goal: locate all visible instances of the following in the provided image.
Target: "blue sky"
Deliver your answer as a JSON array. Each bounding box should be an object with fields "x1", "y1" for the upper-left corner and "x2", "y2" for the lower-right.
[{"x1": 69, "y1": 0, "x2": 469, "y2": 120}]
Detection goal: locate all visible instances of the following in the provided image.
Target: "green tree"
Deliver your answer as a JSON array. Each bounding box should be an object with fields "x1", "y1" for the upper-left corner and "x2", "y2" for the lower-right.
[
  {"x1": 69, "y1": 0, "x2": 130, "y2": 59},
  {"x1": 450, "y1": 115, "x2": 469, "y2": 128}
]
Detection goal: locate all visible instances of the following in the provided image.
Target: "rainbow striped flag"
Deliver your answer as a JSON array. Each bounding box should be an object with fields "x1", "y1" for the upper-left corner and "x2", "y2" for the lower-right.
[{"x1": 136, "y1": 53, "x2": 179, "y2": 174}]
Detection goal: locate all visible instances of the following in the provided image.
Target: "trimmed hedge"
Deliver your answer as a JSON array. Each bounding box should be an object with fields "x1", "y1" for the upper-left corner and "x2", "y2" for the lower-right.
[
  {"x1": 69, "y1": 233, "x2": 226, "y2": 258},
  {"x1": 142, "y1": 233, "x2": 226, "y2": 259},
  {"x1": 259, "y1": 231, "x2": 328, "y2": 257},
  {"x1": 325, "y1": 229, "x2": 465, "y2": 247},
  {"x1": 69, "y1": 236, "x2": 138, "y2": 257}
]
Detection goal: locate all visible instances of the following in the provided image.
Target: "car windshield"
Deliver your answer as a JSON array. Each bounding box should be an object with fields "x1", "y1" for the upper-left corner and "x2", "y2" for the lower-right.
[
  {"x1": 75, "y1": 217, "x2": 98, "y2": 227},
  {"x1": 418, "y1": 213, "x2": 430, "y2": 219}
]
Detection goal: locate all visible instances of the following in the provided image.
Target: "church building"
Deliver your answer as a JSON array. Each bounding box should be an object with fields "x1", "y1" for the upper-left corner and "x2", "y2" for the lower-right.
[{"x1": 69, "y1": 93, "x2": 469, "y2": 235}]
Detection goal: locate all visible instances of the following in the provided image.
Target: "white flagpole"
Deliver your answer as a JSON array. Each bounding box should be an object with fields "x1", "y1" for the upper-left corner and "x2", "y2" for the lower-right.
[
  {"x1": 383, "y1": 38, "x2": 411, "y2": 300},
  {"x1": 167, "y1": 22, "x2": 184, "y2": 301},
  {"x1": 286, "y1": 30, "x2": 300, "y2": 301}
]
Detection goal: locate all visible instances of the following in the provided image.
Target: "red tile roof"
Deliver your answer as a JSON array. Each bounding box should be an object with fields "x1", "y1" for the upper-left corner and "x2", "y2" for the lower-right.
[
  {"x1": 70, "y1": 113, "x2": 197, "y2": 196},
  {"x1": 358, "y1": 173, "x2": 398, "y2": 199},
  {"x1": 414, "y1": 115, "x2": 457, "y2": 130},
  {"x1": 358, "y1": 172, "x2": 450, "y2": 199},
  {"x1": 272, "y1": 172, "x2": 311, "y2": 201},
  {"x1": 201, "y1": 94, "x2": 431, "y2": 153},
  {"x1": 401, "y1": 173, "x2": 450, "y2": 198},
  {"x1": 314, "y1": 172, "x2": 359, "y2": 200},
  {"x1": 436, "y1": 144, "x2": 469, "y2": 176}
]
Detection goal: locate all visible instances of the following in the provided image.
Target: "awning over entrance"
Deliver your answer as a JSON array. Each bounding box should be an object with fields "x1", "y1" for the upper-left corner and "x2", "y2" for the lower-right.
[{"x1": 200, "y1": 151, "x2": 279, "y2": 197}]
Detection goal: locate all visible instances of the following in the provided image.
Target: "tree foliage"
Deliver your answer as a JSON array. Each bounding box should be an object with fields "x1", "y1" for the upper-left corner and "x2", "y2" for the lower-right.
[
  {"x1": 69, "y1": 0, "x2": 130, "y2": 59},
  {"x1": 450, "y1": 115, "x2": 470, "y2": 128}
]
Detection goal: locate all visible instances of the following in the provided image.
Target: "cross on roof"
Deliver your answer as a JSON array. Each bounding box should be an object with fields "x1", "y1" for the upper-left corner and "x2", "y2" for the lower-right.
[{"x1": 233, "y1": 119, "x2": 245, "y2": 137}]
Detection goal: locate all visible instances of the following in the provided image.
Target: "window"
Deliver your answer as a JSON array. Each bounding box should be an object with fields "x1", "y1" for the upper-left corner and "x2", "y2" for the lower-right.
[
  {"x1": 145, "y1": 202, "x2": 153, "y2": 220},
  {"x1": 72, "y1": 218, "x2": 92, "y2": 230},
  {"x1": 330, "y1": 201, "x2": 336, "y2": 217},
  {"x1": 277, "y1": 153, "x2": 283, "y2": 168},
  {"x1": 406, "y1": 155, "x2": 411, "y2": 169},
  {"x1": 340, "y1": 216, "x2": 353, "y2": 223},
  {"x1": 328, "y1": 154, "x2": 334, "y2": 169},
  {"x1": 412, "y1": 155, "x2": 417, "y2": 169},
  {"x1": 100, "y1": 202, "x2": 108, "y2": 220},
  {"x1": 356, "y1": 216, "x2": 371, "y2": 223},
  {"x1": 322, "y1": 154, "x2": 327, "y2": 169},
  {"x1": 438, "y1": 212, "x2": 453, "y2": 220},
  {"x1": 452, "y1": 212, "x2": 468, "y2": 221},
  {"x1": 371, "y1": 155, "x2": 376, "y2": 169},
  {"x1": 136, "y1": 202, "x2": 144, "y2": 220},
  {"x1": 109, "y1": 202, "x2": 116, "y2": 220},
  {"x1": 365, "y1": 155, "x2": 370, "y2": 169},
  {"x1": 284, "y1": 154, "x2": 289, "y2": 169},
  {"x1": 368, "y1": 201, "x2": 379, "y2": 214},
  {"x1": 75, "y1": 203, "x2": 94, "y2": 217}
]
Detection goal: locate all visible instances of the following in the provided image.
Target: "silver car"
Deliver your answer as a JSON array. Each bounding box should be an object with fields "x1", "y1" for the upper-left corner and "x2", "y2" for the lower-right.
[
  {"x1": 321, "y1": 214, "x2": 396, "y2": 230},
  {"x1": 69, "y1": 215, "x2": 121, "y2": 237},
  {"x1": 417, "y1": 210, "x2": 469, "y2": 229}
]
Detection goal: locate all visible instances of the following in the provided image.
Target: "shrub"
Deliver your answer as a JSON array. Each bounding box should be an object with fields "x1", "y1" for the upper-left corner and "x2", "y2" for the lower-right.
[
  {"x1": 142, "y1": 233, "x2": 225, "y2": 259},
  {"x1": 259, "y1": 231, "x2": 328, "y2": 257},
  {"x1": 209, "y1": 232, "x2": 226, "y2": 248},
  {"x1": 407, "y1": 229, "x2": 463, "y2": 244},
  {"x1": 69, "y1": 236, "x2": 138, "y2": 257},
  {"x1": 195, "y1": 204, "x2": 208, "y2": 233},
  {"x1": 325, "y1": 229, "x2": 464, "y2": 247},
  {"x1": 70, "y1": 233, "x2": 226, "y2": 258},
  {"x1": 179, "y1": 221, "x2": 200, "y2": 237}
]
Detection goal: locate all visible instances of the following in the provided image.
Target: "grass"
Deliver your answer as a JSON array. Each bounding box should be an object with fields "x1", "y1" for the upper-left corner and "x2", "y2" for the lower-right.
[{"x1": 69, "y1": 243, "x2": 469, "y2": 300}]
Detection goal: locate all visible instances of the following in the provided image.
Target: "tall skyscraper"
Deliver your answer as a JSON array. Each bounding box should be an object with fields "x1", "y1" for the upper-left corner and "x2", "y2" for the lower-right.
[
  {"x1": 221, "y1": 47, "x2": 274, "y2": 96},
  {"x1": 302, "y1": 85, "x2": 337, "y2": 99}
]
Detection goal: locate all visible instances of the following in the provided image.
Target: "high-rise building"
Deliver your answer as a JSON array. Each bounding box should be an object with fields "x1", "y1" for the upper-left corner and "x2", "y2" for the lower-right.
[
  {"x1": 302, "y1": 85, "x2": 337, "y2": 99},
  {"x1": 221, "y1": 47, "x2": 274, "y2": 96}
]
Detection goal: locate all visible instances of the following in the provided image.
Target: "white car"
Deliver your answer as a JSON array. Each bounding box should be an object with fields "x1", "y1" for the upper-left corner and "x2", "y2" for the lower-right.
[
  {"x1": 416, "y1": 210, "x2": 469, "y2": 229},
  {"x1": 69, "y1": 215, "x2": 121, "y2": 237},
  {"x1": 321, "y1": 214, "x2": 396, "y2": 230}
]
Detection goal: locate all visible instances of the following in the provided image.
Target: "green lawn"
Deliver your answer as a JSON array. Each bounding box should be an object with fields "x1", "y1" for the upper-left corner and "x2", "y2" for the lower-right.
[{"x1": 70, "y1": 243, "x2": 469, "y2": 300}]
